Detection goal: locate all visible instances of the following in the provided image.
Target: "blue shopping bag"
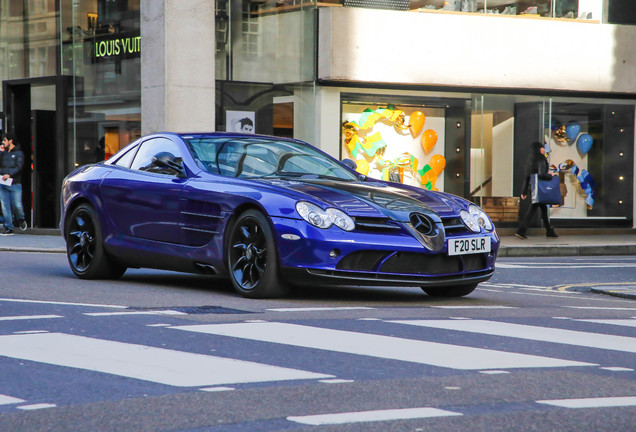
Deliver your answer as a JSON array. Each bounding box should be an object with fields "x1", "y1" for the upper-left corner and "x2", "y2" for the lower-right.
[{"x1": 530, "y1": 174, "x2": 561, "y2": 205}]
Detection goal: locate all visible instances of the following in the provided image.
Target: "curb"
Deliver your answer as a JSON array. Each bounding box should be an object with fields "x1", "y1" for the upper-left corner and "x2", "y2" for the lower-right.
[
  {"x1": 498, "y1": 244, "x2": 636, "y2": 257},
  {"x1": 591, "y1": 288, "x2": 636, "y2": 301}
]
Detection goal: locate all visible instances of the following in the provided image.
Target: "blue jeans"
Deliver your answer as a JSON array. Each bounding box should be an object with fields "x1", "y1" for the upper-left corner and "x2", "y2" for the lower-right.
[{"x1": 0, "y1": 183, "x2": 25, "y2": 230}]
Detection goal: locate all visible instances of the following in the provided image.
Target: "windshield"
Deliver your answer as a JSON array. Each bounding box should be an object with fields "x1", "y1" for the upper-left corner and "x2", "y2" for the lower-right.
[{"x1": 183, "y1": 136, "x2": 359, "y2": 181}]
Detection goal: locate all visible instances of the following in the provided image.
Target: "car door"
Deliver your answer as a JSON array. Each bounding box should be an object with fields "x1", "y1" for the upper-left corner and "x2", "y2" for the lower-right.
[{"x1": 100, "y1": 137, "x2": 186, "y2": 244}]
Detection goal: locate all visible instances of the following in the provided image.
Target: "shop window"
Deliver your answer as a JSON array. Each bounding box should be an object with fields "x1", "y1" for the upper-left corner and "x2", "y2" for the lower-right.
[
  {"x1": 545, "y1": 103, "x2": 634, "y2": 225},
  {"x1": 341, "y1": 102, "x2": 449, "y2": 191}
]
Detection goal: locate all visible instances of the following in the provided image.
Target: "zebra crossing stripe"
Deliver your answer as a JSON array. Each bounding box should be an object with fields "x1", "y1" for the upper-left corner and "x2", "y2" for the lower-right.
[
  {"x1": 537, "y1": 396, "x2": 636, "y2": 409},
  {"x1": 287, "y1": 407, "x2": 461, "y2": 425},
  {"x1": 0, "y1": 315, "x2": 62, "y2": 321},
  {"x1": 170, "y1": 322, "x2": 594, "y2": 370},
  {"x1": 0, "y1": 333, "x2": 332, "y2": 387},
  {"x1": 388, "y1": 320, "x2": 636, "y2": 353},
  {"x1": 0, "y1": 395, "x2": 25, "y2": 406}
]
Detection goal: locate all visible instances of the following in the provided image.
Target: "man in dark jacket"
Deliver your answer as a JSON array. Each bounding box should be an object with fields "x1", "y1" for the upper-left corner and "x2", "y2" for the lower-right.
[{"x1": 0, "y1": 133, "x2": 27, "y2": 235}]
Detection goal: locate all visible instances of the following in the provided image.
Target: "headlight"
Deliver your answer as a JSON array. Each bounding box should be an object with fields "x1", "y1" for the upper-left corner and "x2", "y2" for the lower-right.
[
  {"x1": 296, "y1": 202, "x2": 355, "y2": 231},
  {"x1": 469, "y1": 205, "x2": 493, "y2": 231},
  {"x1": 460, "y1": 210, "x2": 481, "y2": 233},
  {"x1": 326, "y1": 208, "x2": 355, "y2": 231}
]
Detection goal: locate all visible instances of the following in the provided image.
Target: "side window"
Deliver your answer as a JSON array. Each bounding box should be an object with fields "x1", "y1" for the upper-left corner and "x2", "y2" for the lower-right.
[
  {"x1": 113, "y1": 145, "x2": 138, "y2": 168},
  {"x1": 130, "y1": 138, "x2": 182, "y2": 174}
]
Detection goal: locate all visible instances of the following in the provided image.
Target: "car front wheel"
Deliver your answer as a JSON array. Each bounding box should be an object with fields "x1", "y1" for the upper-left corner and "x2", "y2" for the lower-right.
[
  {"x1": 227, "y1": 209, "x2": 290, "y2": 298},
  {"x1": 422, "y1": 283, "x2": 478, "y2": 298},
  {"x1": 65, "y1": 203, "x2": 126, "y2": 279}
]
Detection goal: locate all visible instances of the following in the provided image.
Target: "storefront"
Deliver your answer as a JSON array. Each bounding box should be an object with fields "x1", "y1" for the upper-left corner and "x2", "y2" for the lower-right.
[
  {"x1": 0, "y1": 0, "x2": 140, "y2": 228},
  {"x1": 1, "y1": 0, "x2": 635, "y2": 231},
  {"x1": 336, "y1": 91, "x2": 634, "y2": 228}
]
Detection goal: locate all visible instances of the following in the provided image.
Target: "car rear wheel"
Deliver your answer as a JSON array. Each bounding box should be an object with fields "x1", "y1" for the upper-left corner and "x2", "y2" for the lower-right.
[
  {"x1": 227, "y1": 209, "x2": 290, "y2": 298},
  {"x1": 65, "y1": 203, "x2": 126, "y2": 279},
  {"x1": 422, "y1": 283, "x2": 478, "y2": 297}
]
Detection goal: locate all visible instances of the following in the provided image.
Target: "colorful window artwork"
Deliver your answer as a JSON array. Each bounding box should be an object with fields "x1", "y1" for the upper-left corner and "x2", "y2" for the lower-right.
[{"x1": 341, "y1": 103, "x2": 446, "y2": 191}]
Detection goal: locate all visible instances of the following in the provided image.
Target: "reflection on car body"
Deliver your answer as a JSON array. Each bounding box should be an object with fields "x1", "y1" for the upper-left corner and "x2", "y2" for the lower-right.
[{"x1": 60, "y1": 132, "x2": 499, "y2": 298}]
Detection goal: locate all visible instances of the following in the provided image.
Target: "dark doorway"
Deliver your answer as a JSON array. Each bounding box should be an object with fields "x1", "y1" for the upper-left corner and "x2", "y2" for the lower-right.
[
  {"x1": 32, "y1": 110, "x2": 58, "y2": 227},
  {"x1": 3, "y1": 77, "x2": 70, "y2": 229}
]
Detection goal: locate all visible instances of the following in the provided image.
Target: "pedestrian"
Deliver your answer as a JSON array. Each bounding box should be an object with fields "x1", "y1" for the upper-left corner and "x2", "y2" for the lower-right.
[
  {"x1": 0, "y1": 133, "x2": 27, "y2": 235},
  {"x1": 515, "y1": 141, "x2": 559, "y2": 240}
]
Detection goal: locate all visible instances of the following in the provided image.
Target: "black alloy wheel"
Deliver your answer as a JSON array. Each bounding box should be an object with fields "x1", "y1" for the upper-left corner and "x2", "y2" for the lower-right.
[
  {"x1": 227, "y1": 210, "x2": 289, "y2": 298},
  {"x1": 65, "y1": 203, "x2": 126, "y2": 279}
]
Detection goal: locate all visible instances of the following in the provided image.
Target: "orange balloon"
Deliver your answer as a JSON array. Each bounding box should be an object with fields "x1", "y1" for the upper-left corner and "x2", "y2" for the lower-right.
[
  {"x1": 355, "y1": 158, "x2": 369, "y2": 175},
  {"x1": 409, "y1": 111, "x2": 425, "y2": 138},
  {"x1": 429, "y1": 154, "x2": 446, "y2": 176},
  {"x1": 421, "y1": 129, "x2": 437, "y2": 153}
]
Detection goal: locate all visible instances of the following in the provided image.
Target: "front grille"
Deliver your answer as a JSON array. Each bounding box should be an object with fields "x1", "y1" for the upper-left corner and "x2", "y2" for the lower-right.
[
  {"x1": 337, "y1": 250, "x2": 391, "y2": 271},
  {"x1": 337, "y1": 250, "x2": 489, "y2": 276},
  {"x1": 441, "y1": 216, "x2": 466, "y2": 233},
  {"x1": 381, "y1": 252, "x2": 461, "y2": 275},
  {"x1": 353, "y1": 217, "x2": 402, "y2": 232}
]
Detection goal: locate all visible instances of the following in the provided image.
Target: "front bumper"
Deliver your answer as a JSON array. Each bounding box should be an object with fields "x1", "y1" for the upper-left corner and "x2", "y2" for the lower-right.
[{"x1": 272, "y1": 216, "x2": 498, "y2": 287}]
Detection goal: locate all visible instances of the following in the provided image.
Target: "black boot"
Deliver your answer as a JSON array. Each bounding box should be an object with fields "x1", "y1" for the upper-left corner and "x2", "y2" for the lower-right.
[
  {"x1": 515, "y1": 229, "x2": 527, "y2": 240},
  {"x1": 546, "y1": 228, "x2": 559, "y2": 238}
]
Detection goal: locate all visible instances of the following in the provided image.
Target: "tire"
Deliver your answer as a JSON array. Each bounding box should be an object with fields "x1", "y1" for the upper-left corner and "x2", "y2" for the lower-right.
[
  {"x1": 227, "y1": 209, "x2": 290, "y2": 298},
  {"x1": 422, "y1": 283, "x2": 478, "y2": 298},
  {"x1": 65, "y1": 203, "x2": 126, "y2": 279}
]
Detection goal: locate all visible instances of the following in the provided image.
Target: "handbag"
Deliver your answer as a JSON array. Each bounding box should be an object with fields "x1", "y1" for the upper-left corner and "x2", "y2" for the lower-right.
[{"x1": 531, "y1": 174, "x2": 561, "y2": 205}]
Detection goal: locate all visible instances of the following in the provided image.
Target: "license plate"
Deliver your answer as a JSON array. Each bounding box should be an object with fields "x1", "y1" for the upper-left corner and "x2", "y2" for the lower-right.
[{"x1": 447, "y1": 236, "x2": 491, "y2": 256}]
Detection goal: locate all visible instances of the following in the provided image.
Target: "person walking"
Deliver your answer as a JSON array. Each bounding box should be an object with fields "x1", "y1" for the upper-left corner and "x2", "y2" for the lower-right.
[
  {"x1": 515, "y1": 141, "x2": 559, "y2": 240},
  {"x1": 0, "y1": 133, "x2": 27, "y2": 235}
]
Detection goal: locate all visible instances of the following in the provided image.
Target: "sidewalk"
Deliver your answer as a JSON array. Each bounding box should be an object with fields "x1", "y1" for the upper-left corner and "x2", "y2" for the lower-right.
[{"x1": 1, "y1": 228, "x2": 635, "y2": 299}]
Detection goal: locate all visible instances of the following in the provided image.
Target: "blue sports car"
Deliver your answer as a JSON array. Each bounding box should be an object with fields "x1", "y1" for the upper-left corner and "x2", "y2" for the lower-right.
[{"x1": 60, "y1": 132, "x2": 499, "y2": 298}]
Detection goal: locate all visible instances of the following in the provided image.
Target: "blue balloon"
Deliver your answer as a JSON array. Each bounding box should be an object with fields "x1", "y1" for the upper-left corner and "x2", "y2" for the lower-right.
[
  {"x1": 577, "y1": 133, "x2": 593, "y2": 155},
  {"x1": 565, "y1": 121, "x2": 581, "y2": 141}
]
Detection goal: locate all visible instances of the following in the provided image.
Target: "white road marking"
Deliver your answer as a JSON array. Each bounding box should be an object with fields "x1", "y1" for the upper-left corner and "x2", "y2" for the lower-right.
[
  {"x1": 268, "y1": 307, "x2": 375, "y2": 312},
  {"x1": 575, "y1": 319, "x2": 636, "y2": 328},
  {"x1": 17, "y1": 404, "x2": 56, "y2": 410},
  {"x1": 0, "y1": 333, "x2": 332, "y2": 387},
  {"x1": 287, "y1": 407, "x2": 461, "y2": 425},
  {"x1": 600, "y1": 367, "x2": 633, "y2": 372},
  {"x1": 0, "y1": 395, "x2": 25, "y2": 405},
  {"x1": 0, "y1": 298, "x2": 127, "y2": 309},
  {"x1": 199, "y1": 387, "x2": 235, "y2": 392},
  {"x1": 0, "y1": 315, "x2": 62, "y2": 321},
  {"x1": 85, "y1": 311, "x2": 186, "y2": 317},
  {"x1": 319, "y1": 379, "x2": 355, "y2": 384},
  {"x1": 537, "y1": 396, "x2": 636, "y2": 409},
  {"x1": 389, "y1": 320, "x2": 636, "y2": 353},
  {"x1": 431, "y1": 306, "x2": 517, "y2": 309},
  {"x1": 171, "y1": 322, "x2": 594, "y2": 370},
  {"x1": 497, "y1": 263, "x2": 636, "y2": 269},
  {"x1": 566, "y1": 306, "x2": 636, "y2": 311}
]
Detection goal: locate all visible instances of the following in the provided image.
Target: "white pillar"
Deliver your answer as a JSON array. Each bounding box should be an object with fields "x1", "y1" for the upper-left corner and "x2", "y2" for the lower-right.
[{"x1": 141, "y1": 0, "x2": 216, "y2": 134}]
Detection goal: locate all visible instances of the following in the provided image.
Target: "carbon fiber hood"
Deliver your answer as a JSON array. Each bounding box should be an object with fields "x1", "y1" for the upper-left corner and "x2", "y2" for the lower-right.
[{"x1": 259, "y1": 178, "x2": 463, "y2": 221}]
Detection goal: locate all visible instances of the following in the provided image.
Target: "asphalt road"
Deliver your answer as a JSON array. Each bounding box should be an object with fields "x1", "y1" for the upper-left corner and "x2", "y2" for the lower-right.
[{"x1": 0, "y1": 252, "x2": 635, "y2": 432}]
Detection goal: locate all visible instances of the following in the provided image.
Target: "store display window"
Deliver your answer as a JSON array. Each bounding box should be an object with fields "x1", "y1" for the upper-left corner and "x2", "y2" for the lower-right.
[
  {"x1": 544, "y1": 103, "x2": 634, "y2": 225},
  {"x1": 341, "y1": 102, "x2": 447, "y2": 191}
]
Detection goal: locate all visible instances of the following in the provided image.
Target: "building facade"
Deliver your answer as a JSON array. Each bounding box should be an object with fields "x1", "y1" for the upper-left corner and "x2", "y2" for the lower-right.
[{"x1": 1, "y1": 0, "x2": 635, "y2": 231}]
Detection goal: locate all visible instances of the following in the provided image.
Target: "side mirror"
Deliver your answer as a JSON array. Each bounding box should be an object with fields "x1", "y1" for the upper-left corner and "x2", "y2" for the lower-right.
[
  {"x1": 341, "y1": 158, "x2": 357, "y2": 170},
  {"x1": 152, "y1": 152, "x2": 186, "y2": 178}
]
